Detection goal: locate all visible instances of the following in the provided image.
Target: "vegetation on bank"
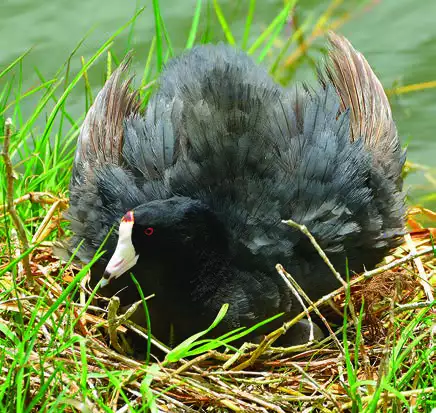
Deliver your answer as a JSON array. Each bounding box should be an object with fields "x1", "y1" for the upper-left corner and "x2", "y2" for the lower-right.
[{"x1": 1, "y1": 0, "x2": 435, "y2": 411}]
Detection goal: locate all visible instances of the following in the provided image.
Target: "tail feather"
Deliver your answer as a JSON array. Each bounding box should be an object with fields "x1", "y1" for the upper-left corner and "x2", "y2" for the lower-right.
[
  {"x1": 320, "y1": 32, "x2": 403, "y2": 182},
  {"x1": 72, "y1": 57, "x2": 140, "y2": 183}
]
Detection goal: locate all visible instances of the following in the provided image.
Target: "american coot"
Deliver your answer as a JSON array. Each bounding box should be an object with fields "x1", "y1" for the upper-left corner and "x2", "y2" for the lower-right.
[{"x1": 67, "y1": 33, "x2": 405, "y2": 346}]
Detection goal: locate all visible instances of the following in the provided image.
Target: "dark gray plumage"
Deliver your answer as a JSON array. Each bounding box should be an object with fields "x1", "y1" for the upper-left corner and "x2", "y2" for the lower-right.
[{"x1": 67, "y1": 33, "x2": 405, "y2": 346}]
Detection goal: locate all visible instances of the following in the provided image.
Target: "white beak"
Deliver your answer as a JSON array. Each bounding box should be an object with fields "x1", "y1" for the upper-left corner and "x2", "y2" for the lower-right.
[{"x1": 101, "y1": 211, "x2": 139, "y2": 287}]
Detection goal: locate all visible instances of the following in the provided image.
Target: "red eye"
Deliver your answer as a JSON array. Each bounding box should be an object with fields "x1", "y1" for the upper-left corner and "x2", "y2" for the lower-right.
[{"x1": 144, "y1": 227, "x2": 154, "y2": 236}]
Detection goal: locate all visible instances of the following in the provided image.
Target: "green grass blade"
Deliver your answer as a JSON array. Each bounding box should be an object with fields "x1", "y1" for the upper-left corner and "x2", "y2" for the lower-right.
[
  {"x1": 142, "y1": 36, "x2": 156, "y2": 83},
  {"x1": 152, "y1": 0, "x2": 164, "y2": 71},
  {"x1": 23, "y1": 364, "x2": 63, "y2": 413},
  {"x1": 269, "y1": 11, "x2": 313, "y2": 76},
  {"x1": 0, "y1": 48, "x2": 32, "y2": 79},
  {"x1": 131, "y1": 274, "x2": 153, "y2": 365},
  {"x1": 164, "y1": 303, "x2": 229, "y2": 363},
  {"x1": 201, "y1": 1, "x2": 213, "y2": 43},
  {"x1": 184, "y1": 312, "x2": 283, "y2": 357},
  {"x1": 213, "y1": 0, "x2": 236, "y2": 45},
  {"x1": 257, "y1": 18, "x2": 284, "y2": 62},
  {"x1": 242, "y1": 0, "x2": 256, "y2": 50},
  {"x1": 141, "y1": 364, "x2": 161, "y2": 412},
  {"x1": 185, "y1": 0, "x2": 203, "y2": 49},
  {"x1": 248, "y1": 0, "x2": 297, "y2": 55},
  {"x1": 42, "y1": 8, "x2": 144, "y2": 143},
  {"x1": 0, "y1": 79, "x2": 57, "y2": 116},
  {"x1": 126, "y1": 0, "x2": 142, "y2": 52},
  {"x1": 160, "y1": 13, "x2": 174, "y2": 60}
]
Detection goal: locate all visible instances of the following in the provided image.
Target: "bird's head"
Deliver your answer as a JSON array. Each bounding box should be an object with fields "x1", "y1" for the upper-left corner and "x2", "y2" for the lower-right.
[{"x1": 101, "y1": 197, "x2": 228, "y2": 288}]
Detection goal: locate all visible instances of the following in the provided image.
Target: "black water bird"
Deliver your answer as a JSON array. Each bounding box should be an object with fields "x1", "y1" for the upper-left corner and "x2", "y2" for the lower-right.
[{"x1": 67, "y1": 33, "x2": 405, "y2": 346}]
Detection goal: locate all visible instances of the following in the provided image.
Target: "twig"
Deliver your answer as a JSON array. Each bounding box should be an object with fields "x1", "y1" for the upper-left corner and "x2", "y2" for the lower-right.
[
  {"x1": 340, "y1": 386, "x2": 435, "y2": 410},
  {"x1": 290, "y1": 362, "x2": 341, "y2": 412},
  {"x1": 152, "y1": 390, "x2": 199, "y2": 413},
  {"x1": 282, "y1": 218, "x2": 371, "y2": 386},
  {"x1": 173, "y1": 352, "x2": 217, "y2": 375},
  {"x1": 0, "y1": 295, "x2": 42, "y2": 306},
  {"x1": 181, "y1": 376, "x2": 254, "y2": 412},
  {"x1": 223, "y1": 342, "x2": 250, "y2": 370},
  {"x1": 31, "y1": 200, "x2": 62, "y2": 244},
  {"x1": 107, "y1": 297, "x2": 153, "y2": 355},
  {"x1": 233, "y1": 327, "x2": 310, "y2": 371},
  {"x1": 281, "y1": 219, "x2": 347, "y2": 289},
  {"x1": 87, "y1": 337, "x2": 142, "y2": 369},
  {"x1": 276, "y1": 264, "x2": 316, "y2": 343},
  {"x1": 404, "y1": 233, "x2": 435, "y2": 302},
  {"x1": 362, "y1": 246, "x2": 434, "y2": 279},
  {"x1": 125, "y1": 320, "x2": 171, "y2": 355},
  {"x1": 395, "y1": 300, "x2": 435, "y2": 313},
  {"x1": 107, "y1": 296, "x2": 126, "y2": 354},
  {"x1": 187, "y1": 366, "x2": 286, "y2": 413},
  {"x1": 276, "y1": 264, "x2": 345, "y2": 354},
  {"x1": 10, "y1": 229, "x2": 24, "y2": 276},
  {"x1": 2, "y1": 118, "x2": 33, "y2": 285},
  {"x1": 259, "y1": 244, "x2": 434, "y2": 344},
  {"x1": 0, "y1": 191, "x2": 68, "y2": 219}
]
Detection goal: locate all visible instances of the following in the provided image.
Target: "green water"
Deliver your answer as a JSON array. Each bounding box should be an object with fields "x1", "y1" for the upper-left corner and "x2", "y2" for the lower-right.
[{"x1": 1, "y1": 0, "x2": 435, "y2": 207}]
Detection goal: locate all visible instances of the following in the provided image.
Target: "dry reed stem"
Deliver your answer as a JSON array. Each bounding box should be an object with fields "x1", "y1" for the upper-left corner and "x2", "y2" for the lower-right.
[
  {"x1": 107, "y1": 296, "x2": 125, "y2": 354},
  {"x1": 282, "y1": 218, "x2": 372, "y2": 386},
  {"x1": 1, "y1": 118, "x2": 33, "y2": 285},
  {"x1": 276, "y1": 264, "x2": 344, "y2": 353},
  {"x1": 31, "y1": 200, "x2": 63, "y2": 244},
  {"x1": 404, "y1": 233, "x2": 435, "y2": 302},
  {"x1": 276, "y1": 264, "x2": 317, "y2": 343},
  {"x1": 284, "y1": 0, "x2": 380, "y2": 68}
]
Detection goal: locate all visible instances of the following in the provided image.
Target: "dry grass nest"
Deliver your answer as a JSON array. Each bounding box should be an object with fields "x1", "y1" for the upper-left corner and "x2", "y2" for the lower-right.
[{"x1": 0, "y1": 198, "x2": 435, "y2": 412}]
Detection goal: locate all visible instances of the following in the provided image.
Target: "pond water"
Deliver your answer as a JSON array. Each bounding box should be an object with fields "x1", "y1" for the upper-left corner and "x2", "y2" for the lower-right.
[{"x1": 1, "y1": 0, "x2": 435, "y2": 207}]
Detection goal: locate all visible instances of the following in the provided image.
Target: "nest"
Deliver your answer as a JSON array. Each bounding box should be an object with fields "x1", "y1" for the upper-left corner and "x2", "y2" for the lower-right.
[{"x1": 0, "y1": 198, "x2": 435, "y2": 412}]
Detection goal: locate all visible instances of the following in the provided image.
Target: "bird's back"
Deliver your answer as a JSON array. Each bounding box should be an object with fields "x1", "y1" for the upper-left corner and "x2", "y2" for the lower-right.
[{"x1": 69, "y1": 36, "x2": 405, "y2": 304}]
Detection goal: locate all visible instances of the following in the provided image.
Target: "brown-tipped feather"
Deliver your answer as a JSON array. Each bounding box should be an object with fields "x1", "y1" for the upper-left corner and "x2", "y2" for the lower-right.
[
  {"x1": 74, "y1": 56, "x2": 141, "y2": 171},
  {"x1": 322, "y1": 32, "x2": 398, "y2": 156}
]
